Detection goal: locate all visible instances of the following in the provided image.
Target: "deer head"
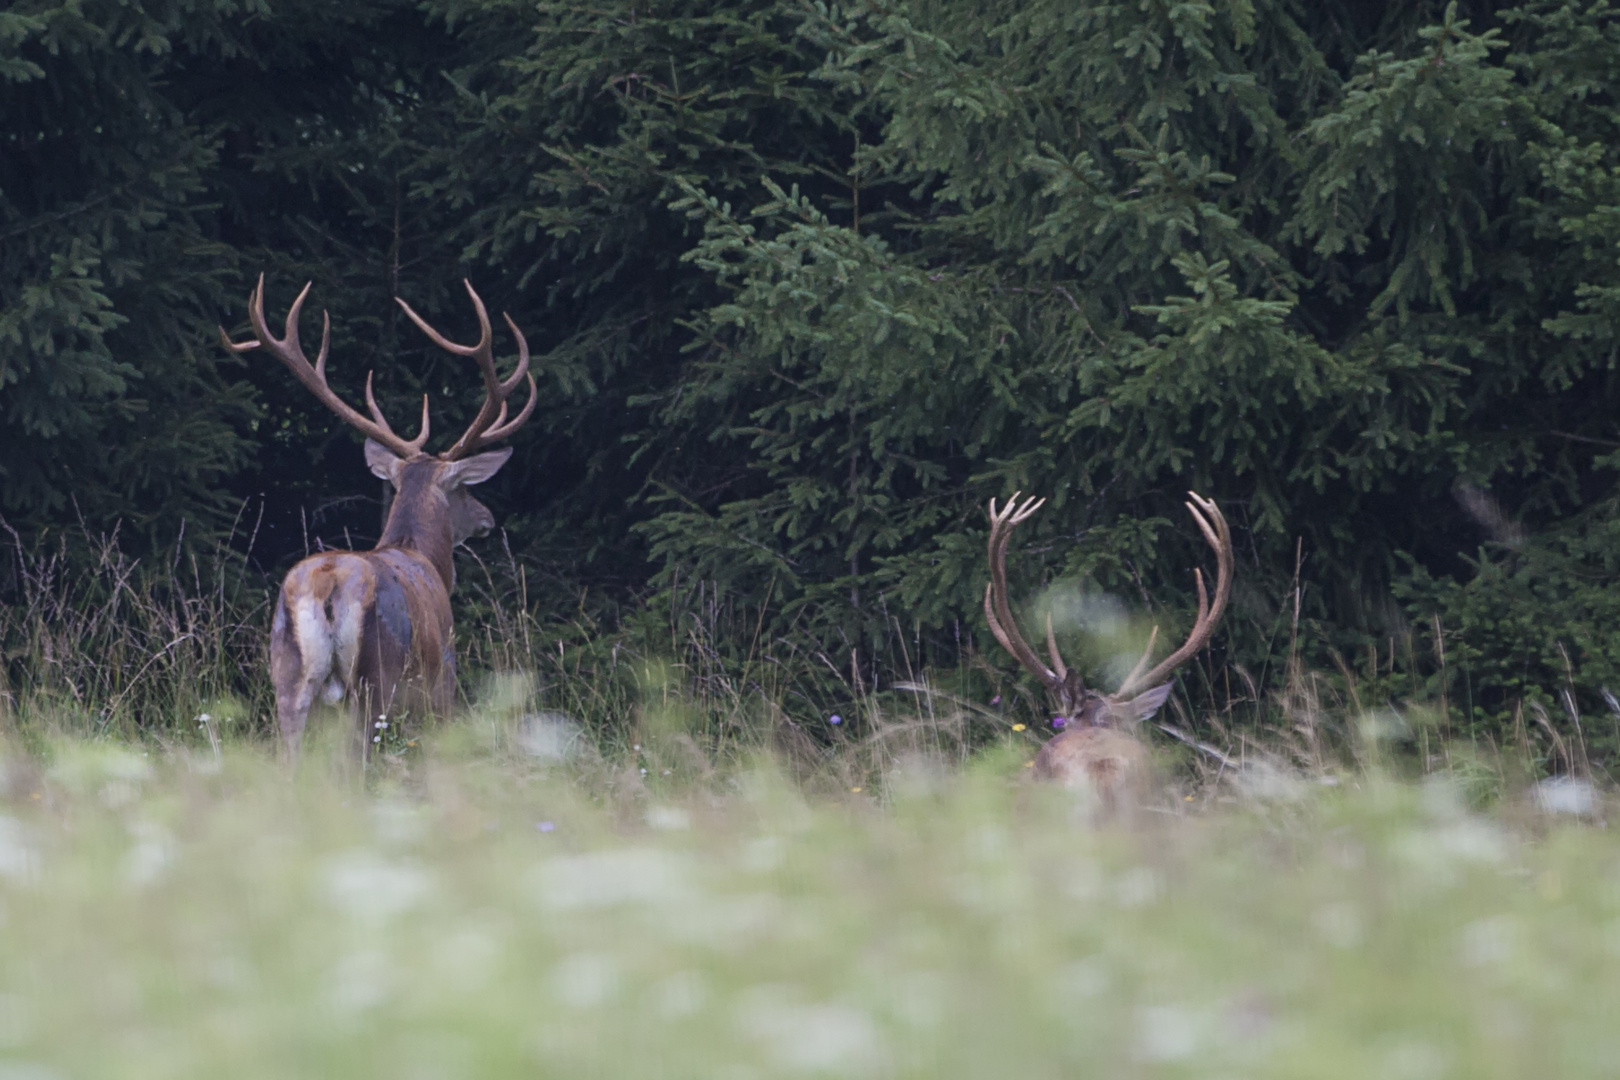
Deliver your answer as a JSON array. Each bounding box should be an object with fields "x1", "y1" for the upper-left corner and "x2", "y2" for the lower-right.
[
  {"x1": 984, "y1": 491, "x2": 1233, "y2": 732},
  {"x1": 220, "y1": 276, "x2": 536, "y2": 573}
]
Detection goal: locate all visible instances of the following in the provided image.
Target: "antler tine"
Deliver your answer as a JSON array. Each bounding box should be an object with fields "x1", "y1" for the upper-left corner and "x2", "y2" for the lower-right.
[
  {"x1": 396, "y1": 279, "x2": 492, "y2": 359},
  {"x1": 396, "y1": 281, "x2": 537, "y2": 460},
  {"x1": 498, "y1": 312, "x2": 532, "y2": 392},
  {"x1": 466, "y1": 311, "x2": 538, "y2": 445},
  {"x1": 983, "y1": 494, "x2": 1061, "y2": 690},
  {"x1": 218, "y1": 275, "x2": 426, "y2": 459},
  {"x1": 219, "y1": 274, "x2": 275, "y2": 355},
  {"x1": 281, "y1": 280, "x2": 318, "y2": 363},
  {"x1": 363, "y1": 374, "x2": 430, "y2": 456},
  {"x1": 1113, "y1": 492, "x2": 1234, "y2": 699},
  {"x1": 472, "y1": 312, "x2": 539, "y2": 445},
  {"x1": 250, "y1": 273, "x2": 274, "y2": 340},
  {"x1": 1115, "y1": 624, "x2": 1160, "y2": 700},
  {"x1": 1043, "y1": 612, "x2": 1068, "y2": 681}
]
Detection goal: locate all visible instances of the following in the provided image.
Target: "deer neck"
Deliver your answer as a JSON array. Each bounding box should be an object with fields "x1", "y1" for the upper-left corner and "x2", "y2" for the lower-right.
[{"x1": 376, "y1": 465, "x2": 456, "y2": 591}]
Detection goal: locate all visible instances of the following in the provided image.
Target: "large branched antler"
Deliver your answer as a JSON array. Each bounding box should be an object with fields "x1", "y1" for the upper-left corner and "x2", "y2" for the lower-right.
[
  {"x1": 395, "y1": 280, "x2": 537, "y2": 461},
  {"x1": 219, "y1": 275, "x2": 430, "y2": 459},
  {"x1": 984, "y1": 493, "x2": 1066, "y2": 693},
  {"x1": 1112, "y1": 492, "x2": 1232, "y2": 699},
  {"x1": 982, "y1": 491, "x2": 1233, "y2": 710}
]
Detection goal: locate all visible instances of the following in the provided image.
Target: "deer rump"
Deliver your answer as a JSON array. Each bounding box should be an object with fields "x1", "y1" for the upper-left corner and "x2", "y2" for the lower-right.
[{"x1": 269, "y1": 548, "x2": 453, "y2": 744}]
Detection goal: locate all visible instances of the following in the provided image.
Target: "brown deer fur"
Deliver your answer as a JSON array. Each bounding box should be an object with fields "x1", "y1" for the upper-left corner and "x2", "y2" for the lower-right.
[
  {"x1": 1029, "y1": 686, "x2": 1173, "y2": 809},
  {"x1": 268, "y1": 449, "x2": 509, "y2": 758},
  {"x1": 222, "y1": 276, "x2": 535, "y2": 760}
]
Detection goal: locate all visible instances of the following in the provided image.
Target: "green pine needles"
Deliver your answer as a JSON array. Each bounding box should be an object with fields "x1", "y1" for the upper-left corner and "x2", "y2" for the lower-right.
[{"x1": 6, "y1": 0, "x2": 1620, "y2": 757}]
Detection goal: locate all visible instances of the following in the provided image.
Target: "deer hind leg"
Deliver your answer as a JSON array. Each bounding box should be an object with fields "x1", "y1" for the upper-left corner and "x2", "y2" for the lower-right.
[
  {"x1": 270, "y1": 592, "x2": 329, "y2": 761},
  {"x1": 354, "y1": 568, "x2": 414, "y2": 765},
  {"x1": 430, "y1": 640, "x2": 456, "y2": 716},
  {"x1": 348, "y1": 669, "x2": 409, "y2": 767},
  {"x1": 349, "y1": 677, "x2": 382, "y2": 766}
]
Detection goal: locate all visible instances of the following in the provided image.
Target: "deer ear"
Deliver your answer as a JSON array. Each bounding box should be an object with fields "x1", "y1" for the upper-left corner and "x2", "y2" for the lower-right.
[
  {"x1": 364, "y1": 439, "x2": 404, "y2": 484},
  {"x1": 441, "y1": 447, "x2": 513, "y2": 489},
  {"x1": 1124, "y1": 681, "x2": 1174, "y2": 723}
]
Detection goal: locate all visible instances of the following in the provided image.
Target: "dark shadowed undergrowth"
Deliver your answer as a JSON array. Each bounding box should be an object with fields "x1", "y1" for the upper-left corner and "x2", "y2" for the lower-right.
[{"x1": 0, "y1": 521, "x2": 1605, "y2": 795}]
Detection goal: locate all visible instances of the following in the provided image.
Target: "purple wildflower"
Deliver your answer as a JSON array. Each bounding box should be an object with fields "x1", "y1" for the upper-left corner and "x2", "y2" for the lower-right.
[
  {"x1": 1051, "y1": 717, "x2": 1068, "y2": 730},
  {"x1": 829, "y1": 714, "x2": 843, "y2": 725},
  {"x1": 536, "y1": 821, "x2": 556, "y2": 833}
]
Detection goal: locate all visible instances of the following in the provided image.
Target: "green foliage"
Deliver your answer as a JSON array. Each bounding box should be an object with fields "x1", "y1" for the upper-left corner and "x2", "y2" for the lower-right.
[
  {"x1": 13, "y1": 0, "x2": 1620, "y2": 757},
  {"x1": 640, "y1": 176, "x2": 999, "y2": 642},
  {"x1": 1399, "y1": 491, "x2": 1620, "y2": 754},
  {"x1": 625, "y1": 0, "x2": 1620, "y2": 735},
  {"x1": 2, "y1": 723, "x2": 1620, "y2": 1077},
  {"x1": 409, "y1": 0, "x2": 872, "y2": 583},
  {"x1": 0, "y1": 0, "x2": 256, "y2": 535}
]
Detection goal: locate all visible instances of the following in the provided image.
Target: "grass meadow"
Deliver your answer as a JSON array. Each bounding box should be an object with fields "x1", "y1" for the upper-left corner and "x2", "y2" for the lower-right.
[{"x1": 0, "y1": 529, "x2": 1617, "y2": 1078}]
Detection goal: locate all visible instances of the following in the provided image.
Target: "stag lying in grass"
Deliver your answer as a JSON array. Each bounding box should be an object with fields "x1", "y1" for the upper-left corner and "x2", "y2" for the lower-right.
[
  {"x1": 985, "y1": 492, "x2": 1233, "y2": 814},
  {"x1": 221, "y1": 277, "x2": 535, "y2": 761}
]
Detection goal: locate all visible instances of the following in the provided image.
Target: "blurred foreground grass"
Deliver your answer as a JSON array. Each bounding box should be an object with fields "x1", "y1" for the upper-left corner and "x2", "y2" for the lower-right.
[{"x1": 0, "y1": 698, "x2": 1614, "y2": 1080}]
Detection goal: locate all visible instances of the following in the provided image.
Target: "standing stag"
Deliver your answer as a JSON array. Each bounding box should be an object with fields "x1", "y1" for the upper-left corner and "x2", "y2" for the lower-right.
[
  {"x1": 221, "y1": 276, "x2": 535, "y2": 760},
  {"x1": 985, "y1": 492, "x2": 1233, "y2": 812}
]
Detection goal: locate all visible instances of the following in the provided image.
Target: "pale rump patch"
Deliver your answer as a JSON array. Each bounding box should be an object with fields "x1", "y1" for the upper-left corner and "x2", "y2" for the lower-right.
[
  {"x1": 280, "y1": 555, "x2": 374, "y2": 720},
  {"x1": 291, "y1": 598, "x2": 336, "y2": 700}
]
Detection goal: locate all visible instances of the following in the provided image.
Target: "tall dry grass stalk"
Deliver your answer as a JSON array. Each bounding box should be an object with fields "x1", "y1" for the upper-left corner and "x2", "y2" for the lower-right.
[
  {"x1": 0, "y1": 516, "x2": 1595, "y2": 809},
  {"x1": 0, "y1": 518, "x2": 273, "y2": 740},
  {"x1": 0, "y1": 519, "x2": 996, "y2": 790},
  {"x1": 454, "y1": 538, "x2": 1006, "y2": 795}
]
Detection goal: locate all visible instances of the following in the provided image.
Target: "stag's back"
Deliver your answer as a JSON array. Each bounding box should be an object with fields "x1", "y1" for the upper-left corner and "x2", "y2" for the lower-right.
[{"x1": 1031, "y1": 726, "x2": 1154, "y2": 814}]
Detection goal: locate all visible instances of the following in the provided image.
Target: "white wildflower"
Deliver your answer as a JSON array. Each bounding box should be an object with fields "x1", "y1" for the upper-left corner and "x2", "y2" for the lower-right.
[{"x1": 528, "y1": 848, "x2": 694, "y2": 910}]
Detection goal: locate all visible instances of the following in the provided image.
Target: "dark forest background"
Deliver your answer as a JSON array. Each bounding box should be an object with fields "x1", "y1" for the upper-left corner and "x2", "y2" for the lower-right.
[{"x1": 8, "y1": 0, "x2": 1620, "y2": 754}]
